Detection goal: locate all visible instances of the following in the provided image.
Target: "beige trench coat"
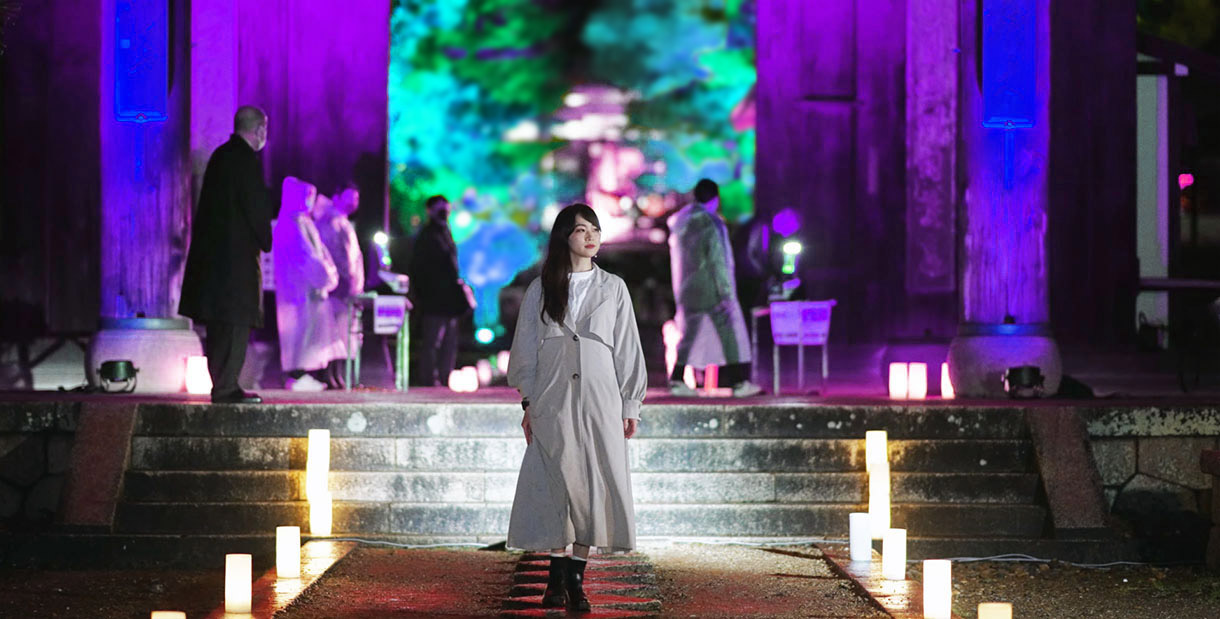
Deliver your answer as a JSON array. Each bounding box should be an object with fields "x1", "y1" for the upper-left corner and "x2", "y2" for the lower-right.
[{"x1": 506, "y1": 266, "x2": 648, "y2": 552}]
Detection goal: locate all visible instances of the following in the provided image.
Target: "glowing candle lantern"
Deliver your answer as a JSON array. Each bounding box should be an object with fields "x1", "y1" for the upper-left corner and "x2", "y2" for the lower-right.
[
  {"x1": 869, "y1": 462, "x2": 891, "y2": 539},
  {"x1": 305, "y1": 429, "x2": 330, "y2": 501},
  {"x1": 448, "y1": 367, "x2": 479, "y2": 392},
  {"x1": 704, "y1": 364, "x2": 719, "y2": 392},
  {"x1": 496, "y1": 350, "x2": 511, "y2": 373},
  {"x1": 881, "y1": 528, "x2": 906, "y2": 580},
  {"x1": 184, "y1": 355, "x2": 212, "y2": 394},
  {"x1": 865, "y1": 430, "x2": 888, "y2": 473},
  {"x1": 907, "y1": 363, "x2": 928, "y2": 399},
  {"x1": 683, "y1": 365, "x2": 697, "y2": 390},
  {"x1": 150, "y1": 613, "x2": 186, "y2": 619},
  {"x1": 849, "y1": 512, "x2": 872, "y2": 562},
  {"x1": 978, "y1": 602, "x2": 1013, "y2": 619},
  {"x1": 941, "y1": 362, "x2": 955, "y2": 399},
  {"x1": 476, "y1": 359, "x2": 493, "y2": 386},
  {"x1": 276, "y1": 525, "x2": 301, "y2": 579},
  {"x1": 310, "y1": 491, "x2": 333, "y2": 536},
  {"x1": 888, "y1": 362, "x2": 909, "y2": 399},
  {"x1": 224, "y1": 553, "x2": 252, "y2": 613},
  {"x1": 464, "y1": 366, "x2": 480, "y2": 392},
  {"x1": 922, "y1": 559, "x2": 952, "y2": 618}
]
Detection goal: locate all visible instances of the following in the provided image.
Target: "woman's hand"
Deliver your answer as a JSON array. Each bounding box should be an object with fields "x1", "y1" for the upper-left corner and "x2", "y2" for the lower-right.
[
  {"x1": 624, "y1": 418, "x2": 638, "y2": 439},
  {"x1": 521, "y1": 408, "x2": 532, "y2": 445}
]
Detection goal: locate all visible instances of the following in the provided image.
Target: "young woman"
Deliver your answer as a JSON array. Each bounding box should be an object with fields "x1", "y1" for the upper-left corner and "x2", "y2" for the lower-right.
[{"x1": 506, "y1": 203, "x2": 648, "y2": 611}]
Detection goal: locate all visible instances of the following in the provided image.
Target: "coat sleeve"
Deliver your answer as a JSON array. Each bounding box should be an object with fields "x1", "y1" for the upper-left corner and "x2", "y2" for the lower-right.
[
  {"x1": 237, "y1": 154, "x2": 272, "y2": 252},
  {"x1": 341, "y1": 222, "x2": 365, "y2": 296},
  {"x1": 507, "y1": 280, "x2": 542, "y2": 403},
  {"x1": 297, "y1": 218, "x2": 339, "y2": 294},
  {"x1": 702, "y1": 217, "x2": 735, "y2": 302},
  {"x1": 612, "y1": 278, "x2": 648, "y2": 420}
]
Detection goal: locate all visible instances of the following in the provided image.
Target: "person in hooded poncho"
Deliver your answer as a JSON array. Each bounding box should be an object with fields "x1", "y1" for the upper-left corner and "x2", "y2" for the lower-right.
[
  {"x1": 506, "y1": 203, "x2": 648, "y2": 612},
  {"x1": 666, "y1": 178, "x2": 763, "y2": 397},
  {"x1": 273, "y1": 177, "x2": 338, "y2": 390},
  {"x1": 313, "y1": 187, "x2": 365, "y2": 388}
]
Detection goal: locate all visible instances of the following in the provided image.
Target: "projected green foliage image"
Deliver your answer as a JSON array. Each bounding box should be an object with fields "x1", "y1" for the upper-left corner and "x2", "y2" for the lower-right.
[{"x1": 388, "y1": 0, "x2": 757, "y2": 334}]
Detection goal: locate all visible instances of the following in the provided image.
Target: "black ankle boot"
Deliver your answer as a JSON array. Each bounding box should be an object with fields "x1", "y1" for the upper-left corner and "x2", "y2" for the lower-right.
[
  {"x1": 541, "y1": 556, "x2": 567, "y2": 608},
  {"x1": 565, "y1": 557, "x2": 591, "y2": 612}
]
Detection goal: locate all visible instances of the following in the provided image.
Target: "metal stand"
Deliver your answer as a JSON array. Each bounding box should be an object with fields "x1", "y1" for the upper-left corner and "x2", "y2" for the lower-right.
[
  {"x1": 752, "y1": 303, "x2": 834, "y2": 396},
  {"x1": 343, "y1": 292, "x2": 409, "y2": 392}
]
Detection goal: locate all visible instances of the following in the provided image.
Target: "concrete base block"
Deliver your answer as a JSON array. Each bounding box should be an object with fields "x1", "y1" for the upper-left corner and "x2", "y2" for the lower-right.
[
  {"x1": 87, "y1": 319, "x2": 203, "y2": 393},
  {"x1": 948, "y1": 324, "x2": 1061, "y2": 398}
]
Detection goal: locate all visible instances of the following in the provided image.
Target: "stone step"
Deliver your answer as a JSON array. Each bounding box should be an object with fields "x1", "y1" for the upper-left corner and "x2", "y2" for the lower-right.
[
  {"x1": 129, "y1": 436, "x2": 1034, "y2": 473},
  {"x1": 123, "y1": 470, "x2": 1040, "y2": 505},
  {"x1": 113, "y1": 502, "x2": 1046, "y2": 538},
  {"x1": 132, "y1": 402, "x2": 1032, "y2": 439}
]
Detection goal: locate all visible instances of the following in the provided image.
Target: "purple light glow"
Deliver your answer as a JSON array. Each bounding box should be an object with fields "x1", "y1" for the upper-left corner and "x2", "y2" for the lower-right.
[{"x1": 771, "y1": 208, "x2": 800, "y2": 237}]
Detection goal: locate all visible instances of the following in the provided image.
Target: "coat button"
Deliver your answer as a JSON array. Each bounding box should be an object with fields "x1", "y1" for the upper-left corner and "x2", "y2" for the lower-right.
[
  {"x1": 572, "y1": 373, "x2": 580, "y2": 380},
  {"x1": 572, "y1": 335, "x2": 579, "y2": 341}
]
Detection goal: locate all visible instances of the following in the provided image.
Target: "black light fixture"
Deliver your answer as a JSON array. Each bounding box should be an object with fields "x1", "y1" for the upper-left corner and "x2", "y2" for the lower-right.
[
  {"x1": 98, "y1": 360, "x2": 138, "y2": 393},
  {"x1": 1002, "y1": 365, "x2": 1043, "y2": 399}
]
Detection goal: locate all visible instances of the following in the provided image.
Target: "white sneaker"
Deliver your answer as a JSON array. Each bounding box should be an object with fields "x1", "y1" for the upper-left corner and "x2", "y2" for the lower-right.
[
  {"x1": 732, "y1": 381, "x2": 764, "y2": 397},
  {"x1": 669, "y1": 381, "x2": 697, "y2": 397},
  {"x1": 287, "y1": 374, "x2": 327, "y2": 391}
]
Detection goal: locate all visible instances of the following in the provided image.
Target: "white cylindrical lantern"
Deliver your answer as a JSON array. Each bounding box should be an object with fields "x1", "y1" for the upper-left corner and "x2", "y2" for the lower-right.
[
  {"x1": 865, "y1": 430, "x2": 887, "y2": 473},
  {"x1": 184, "y1": 355, "x2": 212, "y2": 394},
  {"x1": 464, "y1": 366, "x2": 480, "y2": 392},
  {"x1": 868, "y1": 462, "x2": 891, "y2": 539},
  {"x1": 276, "y1": 525, "x2": 301, "y2": 579},
  {"x1": 940, "y1": 362, "x2": 955, "y2": 399},
  {"x1": 476, "y1": 359, "x2": 493, "y2": 385},
  {"x1": 496, "y1": 350, "x2": 511, "y2": 372},
  {"x1": 922, "y1": 559, "x2": 952, "y2": 618},
  {"x1": 978, "y1": 602, "x2": 1013, "y2": 619},
  {"x1": 849, "y1": 512, "x2": 872, "y2": 562},
  {"x1": 224, "y1": 553, "x2": 253, "y2": 613},
  {"x1": 888, "y1": 362, "x2": 908, "y2": 399},
  {"x1": 151, "y1": 613, "x2": 187, "y2": 619},
  {"x1": 907, "y1": 362, "x2": 928, "y2": 399},
  {"x1": 305, "y1": 429, "x2": 330, "y2": 501},
  {"x1": 310, "y1": 491, "x2": 333, "y2": 536},
  {"x1": 881, "y1": 528, "x2": 906, "y2": 580}
]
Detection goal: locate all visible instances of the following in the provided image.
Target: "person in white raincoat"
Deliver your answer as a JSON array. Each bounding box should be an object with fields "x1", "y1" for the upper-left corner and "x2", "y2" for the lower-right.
[
  {"x1": 507, "y1": 203, "x2": 648, "y2": 612},
  {"x1": 313, "y1": 187, "x2": 365, "y2": 388},
  {"x1": 666, "y1": 178, "x2": 762, "y2": 397},
  {"x1": 273, "y1": 176, "x2": 339, "y2": 390}
]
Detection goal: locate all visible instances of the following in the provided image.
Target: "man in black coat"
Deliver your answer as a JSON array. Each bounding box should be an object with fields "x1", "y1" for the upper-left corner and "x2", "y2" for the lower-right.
[
  {"x1": 179, "y1": 106, "x2": 272, "y2": 403},
  {"x1": 408, "y1": 195, "x2": 470, "y2": 386}
]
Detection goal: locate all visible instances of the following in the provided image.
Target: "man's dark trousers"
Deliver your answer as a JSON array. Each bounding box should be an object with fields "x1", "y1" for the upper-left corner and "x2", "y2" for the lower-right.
[{"x1": 206, "y1": 322, "x2": 250, "y2": 398}]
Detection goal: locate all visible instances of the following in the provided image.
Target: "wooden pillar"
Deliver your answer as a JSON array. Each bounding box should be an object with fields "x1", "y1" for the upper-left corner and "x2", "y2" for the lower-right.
[
  {"x1": 98, "y1": 0, "x2": 192, "y2": 320},
  {"x1": 948, "y1": 0, "x2": 1061, "y2": 397}
]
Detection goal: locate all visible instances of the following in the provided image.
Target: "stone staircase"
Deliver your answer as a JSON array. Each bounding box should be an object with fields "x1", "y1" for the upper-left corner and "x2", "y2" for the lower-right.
[{"x1": 108, "y1": 401, "x2": 1129, "y2": 561}]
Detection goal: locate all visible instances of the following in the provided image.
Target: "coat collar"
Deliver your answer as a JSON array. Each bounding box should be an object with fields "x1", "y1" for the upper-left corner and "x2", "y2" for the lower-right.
[{"x1": 563, "y1": 264, "x2": 612, "y2": 331}]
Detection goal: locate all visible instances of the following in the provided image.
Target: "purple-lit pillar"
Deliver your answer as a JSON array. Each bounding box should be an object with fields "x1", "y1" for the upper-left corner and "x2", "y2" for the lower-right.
[
  {"x1": 89, "y1": 0, "x2": 202, "y2": 392},
  {"x1": 947, "y1": 0, "x2": 1061, "y2": 397}
]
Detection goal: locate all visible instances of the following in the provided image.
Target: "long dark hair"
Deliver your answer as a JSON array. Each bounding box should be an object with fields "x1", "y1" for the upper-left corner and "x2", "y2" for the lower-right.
[{"x1": 541, "y1": 203, "x2": 600, "y2": 324}]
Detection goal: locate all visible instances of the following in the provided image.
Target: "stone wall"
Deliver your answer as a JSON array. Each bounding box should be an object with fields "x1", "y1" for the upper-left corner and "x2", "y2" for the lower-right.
[
  {"x1": 1085, "y1": 407, "x2": 1220, "y2": 561},
  {"x1": 0, "y1": 407, "x2": 78, "y2": 531}
]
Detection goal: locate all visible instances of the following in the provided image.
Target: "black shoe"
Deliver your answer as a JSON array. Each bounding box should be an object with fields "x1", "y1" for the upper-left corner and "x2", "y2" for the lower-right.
[
  {"x1": 212, "y1": 390, "x2": 262, "y2": 404},
  {"x1": 565, "y1": 557, "x2": 591, "y2": 612},
  {"x1": 541, "y1": 556, "x2": 567, "y2": 608}
]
